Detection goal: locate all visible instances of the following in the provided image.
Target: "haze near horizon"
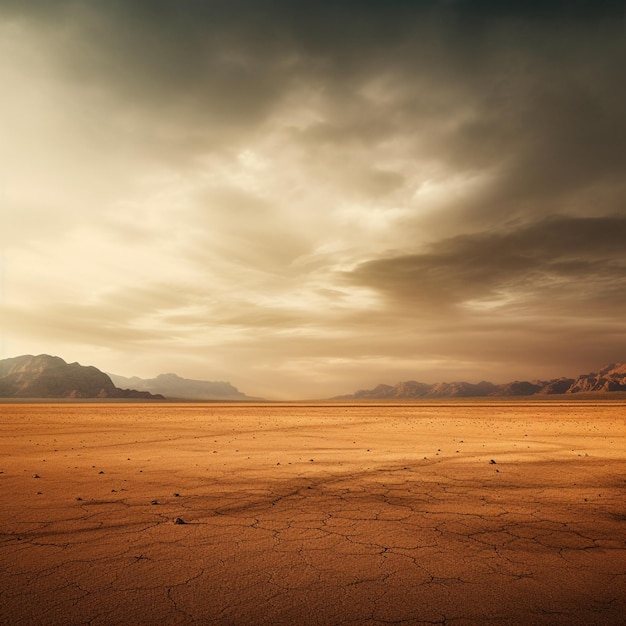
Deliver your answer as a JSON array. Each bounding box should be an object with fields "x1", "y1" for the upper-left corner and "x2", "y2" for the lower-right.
[{"x1": 1, "y1": 1, "x2": 625, "y2": 399}]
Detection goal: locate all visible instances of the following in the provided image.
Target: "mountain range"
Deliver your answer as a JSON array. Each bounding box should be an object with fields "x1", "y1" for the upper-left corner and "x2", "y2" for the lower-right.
[
  {"x1": 0, "y1": 355, "x2": 163, "y2": 399},
  {"x1": 340, "y1": 363, "x2": 626, "y2": 399},
  {"x1": 1, "y1": 354, "x2": 625, "y2": 400},
  {"x1": 108, "y1": 372, "x2": 257, "y2": 401},
  {"x1": 0, "y1": 354, "x2": 255, "y2": 401}
]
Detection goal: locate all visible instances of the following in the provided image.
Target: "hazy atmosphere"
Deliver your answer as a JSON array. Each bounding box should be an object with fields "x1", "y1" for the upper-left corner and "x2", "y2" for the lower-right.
[{"x1": 1, "y1": 0, "x2": 625, "y2": 398}]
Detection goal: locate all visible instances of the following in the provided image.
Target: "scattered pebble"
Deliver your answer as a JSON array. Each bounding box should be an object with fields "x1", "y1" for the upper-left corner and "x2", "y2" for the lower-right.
[
  {"x1": 32, "y1": 474, "x2": 40, "y2": 478},
  {"x1": 174, "y1": 517, "x2": 186, "y2": 524},
  {"x1": 489, "y1": 459, "x2": 497, "y2": 464}
]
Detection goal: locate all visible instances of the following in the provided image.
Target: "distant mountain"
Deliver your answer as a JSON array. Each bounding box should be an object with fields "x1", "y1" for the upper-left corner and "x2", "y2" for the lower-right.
[
  {"x1": 108, "y1": 372, "x2": 257, "y2": 401},
  {"x1": 0, "y1": 355, "x2": 163, "y2": 399},
  {"x1": 340, "y1": 363, "x2": 626, "y2": 399},
  {"x1": 566, "y1": 363, "x2": 626, "y2": 393}
]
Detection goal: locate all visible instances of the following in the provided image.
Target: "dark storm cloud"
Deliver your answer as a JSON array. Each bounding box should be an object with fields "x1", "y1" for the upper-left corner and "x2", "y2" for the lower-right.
[
  {"x1": 6, "y1": 1, "x2": 623, "y2": 125},
  {"x1": 348, "y1": 215, "x2": 626, "y2": 313},
  {"x1": 4, "y1": 0, "x2": 624, "y2": 200}
]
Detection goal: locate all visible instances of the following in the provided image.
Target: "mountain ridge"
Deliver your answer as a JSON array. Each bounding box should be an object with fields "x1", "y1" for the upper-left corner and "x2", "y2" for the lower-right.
[
  {"x1": 0, "y1": 355, "x2": 258, "y2": 401},
  {"x1": 0, "y1": 355, "x2": 163, "y2": 399},
  {"x1": 108, "y1": 372, "x2": 258, "y2": 401},
  {"x1": 339, "y1": 363, "x2": 626, "y2": 399},
  {"x1": 2, "y1": 354, "x2": 624, "y2": 401}
]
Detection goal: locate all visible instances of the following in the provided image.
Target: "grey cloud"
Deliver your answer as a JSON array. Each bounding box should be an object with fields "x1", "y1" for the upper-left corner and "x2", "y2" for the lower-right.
[
  {"x1": 4, "y1": 1, "x2": 624, "y2": 201},
  {"x1": 347, "y1": 215, "x2": 626, "y2": 314},
  {"x1": 40, "y1": 3, "x2": 301, "y2": 111}
]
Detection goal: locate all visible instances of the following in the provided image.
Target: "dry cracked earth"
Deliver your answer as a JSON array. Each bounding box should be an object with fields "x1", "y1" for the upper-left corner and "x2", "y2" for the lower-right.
[{"x1": 0, "y1": 401, "x2": 625, "y2": 625}]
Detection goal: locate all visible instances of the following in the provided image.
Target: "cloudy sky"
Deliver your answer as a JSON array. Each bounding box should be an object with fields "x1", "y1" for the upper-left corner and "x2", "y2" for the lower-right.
[{"x1": 1, "y1": 0, "x2": 625, "y2": 398}]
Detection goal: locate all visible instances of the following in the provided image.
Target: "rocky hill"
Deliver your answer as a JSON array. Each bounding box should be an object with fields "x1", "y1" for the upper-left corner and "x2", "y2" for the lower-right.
[
  {"x1": 108, "y1": 372, "x2": 256, "y2": 401},
  {"x1": 342, "y1": 363, "x2": 626, "y2": 399},
  {"x1": 565, "y1": 363, "x2": 626, "y2": 393},
  {"x1": 0, "y1": 355, "x2": 163, "y2": 399}
]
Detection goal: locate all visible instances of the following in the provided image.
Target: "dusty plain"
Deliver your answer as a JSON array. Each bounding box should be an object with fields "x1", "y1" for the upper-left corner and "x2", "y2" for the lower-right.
[{"x1": 0, "y1": 401, "x2": 625, "y2": 626}]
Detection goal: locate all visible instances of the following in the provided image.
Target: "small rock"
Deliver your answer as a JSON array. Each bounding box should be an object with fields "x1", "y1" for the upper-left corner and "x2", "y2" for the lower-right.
[
  {"x1": 174, "y1": 517, "x2": 186, "y2": 525},
  {"x1": 173, "y1": 493, "x2": 180, "y2": 497},
  {"x1": 76, "y1": 497, "x2": 83, "y2": 501},
  {"x1": 151, "y1": 500, "x2": 159, "y2": 505},
  {"x1": 32, "y1": 474, "x2": 40, "y2": 478},
  {"x1": 489, "y1": 459, "x2": 497, "y2": 464}
]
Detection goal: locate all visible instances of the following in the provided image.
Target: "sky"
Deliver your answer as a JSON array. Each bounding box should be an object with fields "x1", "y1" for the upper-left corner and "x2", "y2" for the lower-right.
[{"x1": 1, "y1": 0, "x2": 625, "y2": 399}]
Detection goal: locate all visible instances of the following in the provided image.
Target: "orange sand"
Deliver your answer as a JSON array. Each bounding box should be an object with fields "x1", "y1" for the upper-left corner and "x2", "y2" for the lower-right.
[{"x1": 1, "y1": 401, "x2": 625, "y2": 625}]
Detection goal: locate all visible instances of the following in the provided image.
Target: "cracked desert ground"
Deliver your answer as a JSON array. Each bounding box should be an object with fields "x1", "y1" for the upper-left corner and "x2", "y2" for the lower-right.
[{"x1": 1, "y1": 401, "x2": 625, "y2": 625}]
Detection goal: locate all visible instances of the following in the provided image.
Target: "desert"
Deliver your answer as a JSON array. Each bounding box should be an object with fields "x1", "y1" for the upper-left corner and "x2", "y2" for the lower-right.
[{"x1": 0, "y1": 400, "x2": 624, "y2": 625}]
